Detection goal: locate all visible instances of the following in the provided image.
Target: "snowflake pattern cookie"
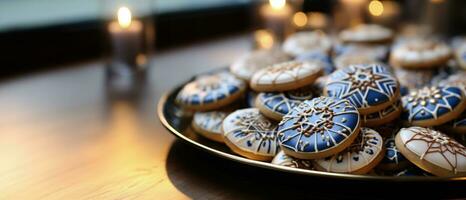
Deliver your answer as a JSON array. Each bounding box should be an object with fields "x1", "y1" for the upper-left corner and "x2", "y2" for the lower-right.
[
  {"x1": 192, "y1": 111, "x2": 228, "y2": 143},
  {"x1": 255, "y1": 85, "x2": 314, "y2": 121},
  {"x1": 314, "y1": 128, "x2": 384, "y2": 174},
  {"x1": 176, "y1": 72, "x2": 246, "y2": 111},
  {"x1": 325, "y1": 64, "x2": 400, "y2": 114},
  {"x1": 250, "y1": 60, "x2": 323, "y2": 92},
  {"x1": 223, "y1": 108, "x2": 280, "y2": 161},
  {"x1": 401, "y1": 86, "x2": 466, "y2": 126},
  {"x1": 395, "y1": 127, "x2": 466, "y2": 176},
  {"x1": 277, "y1": 97, "x2": 360, "y2": 159}
]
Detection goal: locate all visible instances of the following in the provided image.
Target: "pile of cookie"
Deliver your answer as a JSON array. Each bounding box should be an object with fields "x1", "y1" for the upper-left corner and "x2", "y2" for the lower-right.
[{"x1": 175, "y1": 24, "x2": 466, "y2": 177}]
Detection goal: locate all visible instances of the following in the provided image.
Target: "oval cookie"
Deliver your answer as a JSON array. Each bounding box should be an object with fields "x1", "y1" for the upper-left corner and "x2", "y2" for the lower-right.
[
  {"x1": 176, "y1": 72, "x2": 246, "y2": 111},
  {"x1": 339, "y1": 24, "x2": 393, "y2": 44},
  {"x1": 222, "y1": 108, "x2": 280, "y2": 161},
  {"x1": 283, "y1": 31, "x2": 332, "y2": 56},
  {"x1": 395, "y1": 127, "x2": 466, "y2": 176},
  {"x1": 277, "y1": 97, "x2": 360, "y2": 159},
  {"x1": 390, "y1": 40, "x2": 451, "y2": 69},
  {"x1": 192, "y1": 111, "x2": 228, "y2": 143},
  {"x1": 325, "y1": 63, "x2": 400, "y2": 114},
  {"x1": 230, "y1": 49, "x2": 291, "y2": 81}
]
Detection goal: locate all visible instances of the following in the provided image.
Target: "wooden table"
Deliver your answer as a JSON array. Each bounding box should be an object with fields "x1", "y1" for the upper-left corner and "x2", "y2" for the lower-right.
[{"x1": 0, "y1": 35, "x2": 464, "y2": 200}]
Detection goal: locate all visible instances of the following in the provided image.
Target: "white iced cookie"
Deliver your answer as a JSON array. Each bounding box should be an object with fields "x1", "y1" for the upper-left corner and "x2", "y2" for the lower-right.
[
  {"x1": 339, "y1": 24, "x2": 393, "y2": 44},
  {"x1": 390, "y1": 40, "x2": 451, "y2": 68},
  {"x1": 282, "y1": 31, "x2": 332, "y2": 56},
  {"x1": 271, "y1": 150, "x2": 313, "y2": 169},
  {"x1": 395, "y1": 127, "x2": 466, "y2": 177},
  {"x1": 250, "y1": 61, "x2": 323, "y2": 92},
  {"x1": 222, "y1": 108, "x2": 280, "y2": 161},
  {"x1": 192, "y1": 111, "x2": 228, "y2": 143},
  {"x1": 334, "y1": 54, "x2": 379, "y2": 70},
  {"x1": 230, "y1": 49, "x2": 291, "y2": 81},
  {"x1": 314, "y1": 128, "x2": 385, "y2": 174}
]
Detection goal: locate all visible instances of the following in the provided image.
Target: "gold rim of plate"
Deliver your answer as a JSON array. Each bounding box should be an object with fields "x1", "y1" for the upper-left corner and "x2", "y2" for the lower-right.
[{"x1": 157, "y1": 85, "x2": 466, "y2": 182}]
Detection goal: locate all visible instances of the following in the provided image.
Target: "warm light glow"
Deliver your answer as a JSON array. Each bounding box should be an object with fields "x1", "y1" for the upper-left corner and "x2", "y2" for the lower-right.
[
  {"x1": 254, "y1": 29, "x2": 274, "y2": 49},
  {"x1": 269, "y1": 0, "x2": 286, "y2": 10},
  {"x1": 308, "y1": 12, "x2": 327, "y2": 29},
  {"x1": 430, "y1": 0, "x2": 444, "y2": 4},
  {"x1": 293, "y1": 12, "x2": 308, "y2": 27},
  {"x1": 117, "y1": 7, "x2": 132, "y2": 28},
  {"x1": 369, "y1": 0, "x2": 384, "y2": 16}
]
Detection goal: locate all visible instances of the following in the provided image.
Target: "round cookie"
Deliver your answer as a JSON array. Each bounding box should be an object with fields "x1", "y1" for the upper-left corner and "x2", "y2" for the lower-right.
[
  {"x1": 395, "y1": 127, "x2": 466, "y2": 176},
  {"x1": 377, "y1": 133, "x2": 409, "y2": 171},
  {"x1": 295, "y1": 51, "x2": 335, "y2": 75},
  {"x1": 324, "y1": 63, "x2": 400, "y2": 115},
  {"x1": 455, "y1": 44, "x2": 466, "y2": 70},
  {"x1": 250, "y1": 60, "x2": 323, "y2": 92},
  {"x1": 271, "y1": 150, "x2": 313, "y2": 169},
  {"x1": 339, "y1": 24, "x2": 393, "y2": 44},
  {"x1": 361, "y1": 101, "x2": 402, "y2": 127},
  {"x1": 283, "y1": 31, "x2": 332, "y2": 56},
  {"x1": 192, "y1": 111, "x2": 228, "y2": 143},
  {"x1": 222, "y1": 108, "x2": 280, "y2": 161},
  {"x1": 314, "y1": 128, "x2": 385, "y2": 174},
  {"x1": 255, "y1": 85, "x2": 314, "y2": 121},
  {"x1": 176, "y1": 72, "x2": 246, "y2": 111},
  {"x1": 277, "y1": 97, "x2": 361, "y2": 159},
  {"x1": 390, "y1": 40, "x2": 451, "y2": 69},
  {"x1": 401, "y1": 86, "x2": 466, "y2": 127},
  {"x1": 230, "y1": 49, "x2": 291, "y2": 81},
  {"x1": 334, "y1": 54, "x2": 380, "y2": 70}
]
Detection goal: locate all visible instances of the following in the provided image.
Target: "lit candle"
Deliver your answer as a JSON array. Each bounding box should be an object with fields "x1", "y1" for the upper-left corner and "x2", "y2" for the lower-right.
[
  {"x1": 254, "y1": 29, "x2": 275, "y2": 49},
  {"x1": 260, "y1": 0, "x2": 293, "y2": 42},
  {"x1": 108, "y1": 7, "x2": 144, "y2": 70}
]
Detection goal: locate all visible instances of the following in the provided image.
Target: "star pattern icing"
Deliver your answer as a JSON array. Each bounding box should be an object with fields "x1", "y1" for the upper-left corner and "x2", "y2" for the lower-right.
[
  {"x1": 177, "y1": 72, "x2": 245, "y2": 105},
  {"x1": 403, "y1": 127, "x2": 466, "y2": 174},
  {"x1": 224, "y1": 109, "x2": 279, "y2": 155},
  {"x1": 278, "y1": 97, "x2": 359, "y2": 153},
  {"x1": 317, "y1": 128, "x2": 383, "y2": 172},
  {"x1": 402, "y1": 86, "x2": 464, "y2": 122},
  {"x1": 326, "y1": 64, "x2": 398, "y2": 109}
]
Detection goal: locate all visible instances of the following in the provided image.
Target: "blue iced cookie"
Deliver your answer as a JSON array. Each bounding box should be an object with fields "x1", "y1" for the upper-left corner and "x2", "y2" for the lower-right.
[
  {"x1": 401, "y1": 86, "x2": 466, "y2": 126},
  {"x1": 325, "y1": 63, "x2": 400, "y2": 114},
  {"x1": 176, "y1": 72, "x2": 246, "y2": 111},
  {"x1": 277, "y1": 97, "x2": 361, "y2": 159},
  {"x1": 361, "y1": 101, "x2": 402, "y2": 127},
  {"x1": 295, "y1": 51, "x2": 335, "y2": 74},
  {"x1": 256, "y1": 86, "x2": 314, "y2": 121},
  {"x1": 377, "y1": 133, "x2": 409, "y2": 171}
]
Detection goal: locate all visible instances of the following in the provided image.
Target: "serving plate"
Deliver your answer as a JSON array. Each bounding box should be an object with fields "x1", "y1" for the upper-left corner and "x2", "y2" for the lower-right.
[{"x1": 157, "y1": 78, "x2": 466, "y2": 183}]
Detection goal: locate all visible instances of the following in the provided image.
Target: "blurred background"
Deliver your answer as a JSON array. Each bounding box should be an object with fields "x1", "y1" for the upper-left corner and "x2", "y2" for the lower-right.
[{"x1": 1, "y1": 0, "x2": 465, "y2": 78}]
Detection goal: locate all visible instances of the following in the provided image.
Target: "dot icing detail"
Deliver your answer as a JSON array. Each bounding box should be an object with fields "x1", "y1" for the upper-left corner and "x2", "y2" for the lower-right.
[
  {"x1": 401, "y1": 86, "x2": 464, "y2": 122},
  {"x1": 325, "y1": 64, "x2": 398, "y2": 110},
  {"x1": 176, "y1": 72, "x2": 245, "y2": 106},
  {"x1": 315, "y1": 128, "x2": 383, "y2": 173},
  {"x1": 271, "y1": 150, "x2": 313, "y2": 169},
  {"x1": 223, "y1": 108, "x2": 279, "y2": 156},
  {"x1": 258, "y1": 86, "x2": 314, "y2": 117},
  {"x1": 193, "y1": 111, "x2": 228, "y2": 134},
  {"x1": 277, "y1": 97, "x2": 360, "y2": 153},
  {"x1": 399, "y1": 127, "x2": 466, "y2": 174}
]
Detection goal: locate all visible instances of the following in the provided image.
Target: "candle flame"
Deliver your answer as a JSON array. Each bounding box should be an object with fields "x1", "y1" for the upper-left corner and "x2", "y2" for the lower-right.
[
  {"x1": 117, "y1": 7, "x2": 132, "y2": 28},
  {"x1": 368, "y1": 0, "x2": 384, "y2": 16},
  {"x1": 269, "y1": 0, "x2": 286, "y2": 10}
]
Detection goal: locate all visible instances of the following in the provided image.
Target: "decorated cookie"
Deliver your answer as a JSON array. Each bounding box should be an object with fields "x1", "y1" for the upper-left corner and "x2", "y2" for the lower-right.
[
  {"x1": 377, "y1": 133, "x2": 409, "y2": 171},
  {"x1": 230, "y1": 49, "x2": 291, "y2": 81},
  {"x1": 390, "y1": 40, "x2": 451, "y2": 69},
  {"x1": 250, "y1": 60, "x2": 323, "y2": 92},
  {"x1": 314, "y1": 128, "x2": 384, "y2": 174},
  {"x1": 401, "y1": 86, "x2": 466, "y2": 126},
  {"x1": 295, "y1": 51, "x2": 335, "y2": 75},
  {"x1": 271, "y1": 150, "x2": 313, "y2": 169},
  {"x1": 192, "y1": 111, "x2": 228, "y2": 143},
  {"x1": 283, "y1": 31, "x2": 332, "y2": 56},
  {"x1": 325, "y1": 63, "x2": 400, "y2": 114},
  {"x1": 277, "y1": 97, "x2": 360, "y2": 159},
  {"x1": 176, "y1": 72, "x2": 246, "y2": 111},
  {"x1": 255, "y1": 86, "x2": 314, "y2": 121},
  {"x1": 438, "y1": 71, "x2": 466, "y2": 92},
  {"x1": 455, "y1": 44, "x2": 466, "y2": 70},
  {"x1": 395, "y1": 127, "x2": 466, "y2": 176},
  {"x1": 361, "y1": 101, "x2": 402, "y2": 127},
  {"x1": 222, "y1": 108, "x2": 280, "y2": 161},
  {"x1": 334, "y1": 54, "x2": 380, "y2": 70},
  {"x1": 339, "y1": 24, "x2": 393, "y2": 44}
]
